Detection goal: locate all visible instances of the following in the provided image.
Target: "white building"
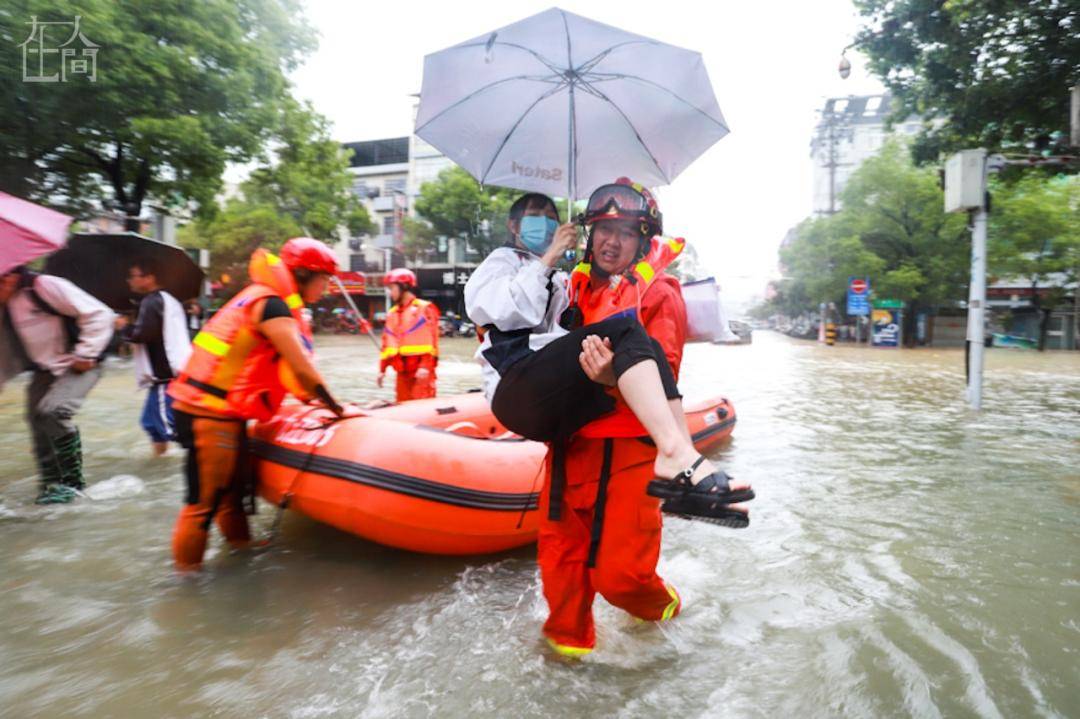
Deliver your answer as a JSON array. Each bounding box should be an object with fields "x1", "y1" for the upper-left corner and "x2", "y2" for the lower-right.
[
  {"x1": 341, "y1": 137, "x2": 411, "y2": 272},
  {"x1": 810, "y1": 93, "x2": 921, "y2": 216}
]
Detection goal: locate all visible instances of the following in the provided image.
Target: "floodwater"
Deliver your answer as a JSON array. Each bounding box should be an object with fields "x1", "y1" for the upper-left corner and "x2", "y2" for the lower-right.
[{"x1": 1, "y1": 332, "x2": 1077, "y2": 718}]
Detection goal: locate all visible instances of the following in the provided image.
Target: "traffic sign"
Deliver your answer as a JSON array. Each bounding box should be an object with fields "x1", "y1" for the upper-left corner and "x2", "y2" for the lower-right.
[{"x1": 846, "y1": 276, "x2": 870, "y2": 316}]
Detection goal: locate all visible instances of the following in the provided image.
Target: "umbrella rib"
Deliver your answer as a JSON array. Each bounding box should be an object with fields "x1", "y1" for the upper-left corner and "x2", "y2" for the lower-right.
[
  {"x1": 560, "y1": 9, "x2": 577, "y2": 201},
  {"x1": 446, "y1": 40, "x2": 563, "y2": 75},
  {"x1": 577, "y1": 78, "x2": 670, "y2": 185},
  {"x1": 479, "y1": 83, "x2": 568, "y2": 186},
  {"x1": 416, "y1": 75, "x2": 559, "y2": 134},
  {"x1": 583, "y1": 71, "x2": 729, "y2": 132}
]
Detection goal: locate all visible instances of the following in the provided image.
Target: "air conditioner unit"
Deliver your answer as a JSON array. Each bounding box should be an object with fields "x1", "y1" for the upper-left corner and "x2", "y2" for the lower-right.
[{"x1": 348, "y1": 239, "x2": 361, "y2": 251}]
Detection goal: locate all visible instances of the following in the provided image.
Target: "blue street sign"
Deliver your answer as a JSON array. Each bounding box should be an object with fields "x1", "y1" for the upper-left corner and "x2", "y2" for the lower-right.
[{"x1": 846, "y1": 277, "x2": 870, "y2": 316}]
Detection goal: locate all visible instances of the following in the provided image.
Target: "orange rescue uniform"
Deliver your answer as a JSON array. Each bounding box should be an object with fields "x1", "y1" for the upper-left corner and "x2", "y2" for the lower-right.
[
  {"x1": 168, "y1": 250, "x2": 316, "y2": 569},
  {"x1": 380, "y1": 297, "x2": 440, "y2": 402},
  {"x1": 539, "y1": 237, "x2": 688, "y2": 656}
]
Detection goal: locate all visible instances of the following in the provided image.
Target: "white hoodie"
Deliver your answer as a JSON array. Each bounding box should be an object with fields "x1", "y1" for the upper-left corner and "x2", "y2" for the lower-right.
[
  {"x1": 6, "y1": 274, "x2": 115, "y2": 376},
  {"x1": 463, "y1": 247, "x2": 570, "y2": 400}
]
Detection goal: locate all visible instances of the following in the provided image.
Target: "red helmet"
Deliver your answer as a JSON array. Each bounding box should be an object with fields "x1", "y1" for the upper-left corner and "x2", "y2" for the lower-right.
[
  {"x1": 280, "y1": 237, "x2": 339, "y2": 274},
  {"x1": 583, "y1": 177, "x2": 662, "y2": 237},
  {"x1": 385, "y1": 268, "x2": 417, "y2": 288}
]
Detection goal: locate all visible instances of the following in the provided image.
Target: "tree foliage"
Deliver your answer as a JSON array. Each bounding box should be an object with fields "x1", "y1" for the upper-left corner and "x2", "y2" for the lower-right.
[
  {"x1": 0, "y1": 0, "x2": 315, "y2": 224},
  {"x1": 178, "y1": 101, "x2": 372, "y2": 295},
  {"x1": 413, "y1": 167, "x2": 520, "y2": 258},
  {"x1": 853, "y1": 0, "x2": 1080, "y2": 163},
  {"x1": 770, "y1": 140, "x2": 968, "y2": 316}
]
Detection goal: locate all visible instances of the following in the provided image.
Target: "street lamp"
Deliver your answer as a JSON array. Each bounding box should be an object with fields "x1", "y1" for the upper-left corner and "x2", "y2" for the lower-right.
[{"x1": 837, "y1": 42, "x2": 856, "y2": 80}]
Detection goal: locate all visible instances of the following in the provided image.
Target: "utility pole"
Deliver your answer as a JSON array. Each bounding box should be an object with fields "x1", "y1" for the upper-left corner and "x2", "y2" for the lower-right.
[{"x1": 811, "y1": 102, "x2": 854, "y2": 216}]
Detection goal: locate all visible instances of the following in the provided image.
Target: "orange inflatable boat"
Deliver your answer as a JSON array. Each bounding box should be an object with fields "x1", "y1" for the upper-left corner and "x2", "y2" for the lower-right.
[{"x1": 251, "y1": 393, "x2": 736, "y2": 555}]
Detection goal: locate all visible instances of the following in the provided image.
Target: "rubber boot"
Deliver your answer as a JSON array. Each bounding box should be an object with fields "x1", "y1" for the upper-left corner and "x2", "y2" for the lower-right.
[
  {"x1": 33, "y1": 440, "x2": 75, "y2": 504},
  {"x1": 55, "y1": 431, "x2": 85, "y2": 491}
]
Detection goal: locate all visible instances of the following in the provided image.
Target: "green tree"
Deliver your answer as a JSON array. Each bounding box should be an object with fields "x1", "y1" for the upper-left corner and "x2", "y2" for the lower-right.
[
  {"x1": 0, "y1": 0, "x2": 315, "y2": 225},
  {"x1": 853, "y1": 0, "x2": 1080, "y2": 163},
  {"x1": 177, "y1": 199, "x2": 302, "y2": 297},
  {"x1": 178, "y1": 101, "x2": 373, "y2": 297},
  {"x1": 400, "y1": 217, "x2": 438, "y2": 264},
  {"x1": 413, "y1": 167, "x2": 519, "y2": 257},
  {"x1": 767, "y1": 140, "x2": 969, "y2": 342},
  {"x1": 834, "y1": 140, "x2": 970, "y2": 308},
  {"x1": 989, "y1": 173, "x2": 1080, "y2": 349},
  {"x1": 244, "y1": 99, "x2": 372, "y2": 240}
]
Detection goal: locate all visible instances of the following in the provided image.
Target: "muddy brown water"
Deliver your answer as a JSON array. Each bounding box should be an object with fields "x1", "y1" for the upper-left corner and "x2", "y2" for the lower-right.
[{"x1": 1, "y1": 332, "x2": 1077, "y2": 718}]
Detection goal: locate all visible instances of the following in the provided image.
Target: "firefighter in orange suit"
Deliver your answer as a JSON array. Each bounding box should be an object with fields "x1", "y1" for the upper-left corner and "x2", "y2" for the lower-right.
[
  {"x1": 167, "y1": 237, "x2": 345, "y2": 571},
  {"x1": 539, "y1": 181, "x2": 692, "y2": 656},
  {"x1": 378, "y1": 268, "x2": 440, "y2": 402}
]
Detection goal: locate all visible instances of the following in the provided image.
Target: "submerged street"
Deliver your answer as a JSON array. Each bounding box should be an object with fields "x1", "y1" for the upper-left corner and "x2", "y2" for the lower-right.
[{"x1": 1, "y1": 333, "x2": 1077, "y2": 718}]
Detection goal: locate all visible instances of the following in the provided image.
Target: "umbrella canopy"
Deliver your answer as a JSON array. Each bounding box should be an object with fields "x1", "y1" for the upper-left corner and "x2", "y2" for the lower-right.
[
  {"x1": 0, "y1": 191, "x2": 73, "y2": 275},
  {"x1": 415, "y1": 7, "x2": 729, "y2": 201},
  {"x1": 45, "y1": 233, "x2": 204, "y2": 310}
]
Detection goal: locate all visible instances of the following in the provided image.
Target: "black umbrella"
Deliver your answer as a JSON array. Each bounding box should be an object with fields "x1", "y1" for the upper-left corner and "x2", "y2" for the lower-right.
[{"x1": 45, "y1": 232, "x2": 204, "y2": 310}]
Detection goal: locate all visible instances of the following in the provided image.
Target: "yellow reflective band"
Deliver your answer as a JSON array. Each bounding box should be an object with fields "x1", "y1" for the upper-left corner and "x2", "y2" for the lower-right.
[
  {"x1": 380, "y1": 348, "x2": 399, "y2": 359},
  {"x1": 634, "y1": 261, "x2": 655, "y2": 284},
  {"x1": 399, "y1": 344, "x2": 435, "y2": 355},
  {"x1": 665, "y1": 237, "x2": 685, "y2": 253},
  {"x1": 546, "y1": 638, "x2": 592, "y2": 658},
  {"x1": 573, "y1": 262, "x2": 592, "y2": 276},
  {"x1": 266, "y1": 253, "x2": 281, "y2": 266},
  {"x1": 285, "y1": 293, "x2": 303, "y2": 310},
  {"x1": 193, "y1": 331, "x2": 230, "y2": 357},
  {"x1": 660, "y1": 583, "x2": 681, "y2": 621}
]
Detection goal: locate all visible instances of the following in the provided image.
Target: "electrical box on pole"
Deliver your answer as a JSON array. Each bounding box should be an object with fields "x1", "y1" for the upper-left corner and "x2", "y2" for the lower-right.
[{"x1": 944, "y1": 149, "x2": 987, "y2": 213}]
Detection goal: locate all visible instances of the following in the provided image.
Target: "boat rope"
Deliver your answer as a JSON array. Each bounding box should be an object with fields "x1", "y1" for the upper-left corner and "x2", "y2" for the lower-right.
[{"x1": 263, "y1": 406, "x2": 350, "y2": 546}]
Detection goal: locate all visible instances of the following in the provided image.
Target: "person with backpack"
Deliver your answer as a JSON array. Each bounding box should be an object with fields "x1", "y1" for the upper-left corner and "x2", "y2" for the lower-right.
[{"x1": 0, "y1": 266, "x2": 115, "y2": 503}]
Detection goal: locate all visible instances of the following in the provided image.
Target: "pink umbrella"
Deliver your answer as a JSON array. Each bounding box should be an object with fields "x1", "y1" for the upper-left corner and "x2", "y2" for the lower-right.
[{"x1": 0, "y1": 191, "x2": 73, "y2": 275}]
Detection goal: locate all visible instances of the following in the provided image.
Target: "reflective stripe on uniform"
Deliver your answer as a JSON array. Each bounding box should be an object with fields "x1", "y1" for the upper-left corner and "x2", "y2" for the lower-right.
[
  {"x1": 193, "y1": 332, "x2": 230, "y2": 357},
  {"x1": 660, "y1": 582, "x2": 681, "y2": 621},
  {"x1": 399, "y1": 344, "x2": 435, "y2": 356},
  {"x1": 380, "y1": 347, "x2": 399, "y2": 360},
  {"x1": 285, "y1": 293, "x2": 303, "y2": 310},
  {"x1": 634, "y1": 261, "x2": 655, "y2": 284},
  {"x1": 546, "y1": 638, "x2": 592, "y2": 658}
]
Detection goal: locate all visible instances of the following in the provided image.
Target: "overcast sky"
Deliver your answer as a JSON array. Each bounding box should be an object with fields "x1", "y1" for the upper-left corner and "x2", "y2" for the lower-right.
[{"x1": 287, "y1": 0, "x2": 884, "y2": 306}]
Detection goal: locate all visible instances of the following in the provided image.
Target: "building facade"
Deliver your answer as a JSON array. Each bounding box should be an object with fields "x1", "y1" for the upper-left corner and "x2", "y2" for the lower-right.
[{"x1": 810, "y1": 94, "x2": 921, "y2": 216}]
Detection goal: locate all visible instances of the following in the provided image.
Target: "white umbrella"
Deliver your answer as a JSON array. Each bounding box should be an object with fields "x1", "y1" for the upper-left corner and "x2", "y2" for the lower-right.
[{"x1": 415, "y1": 7, "x2": 729, "y2": 202}]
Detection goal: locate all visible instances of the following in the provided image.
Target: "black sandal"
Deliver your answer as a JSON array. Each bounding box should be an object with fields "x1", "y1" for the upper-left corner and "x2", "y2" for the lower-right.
[
  {"x1": 659, "y1": 496, "x2": 750, "y2": 528},
  {"x1": 646, "y1": 456, "x2": 756, "y2": 505}
]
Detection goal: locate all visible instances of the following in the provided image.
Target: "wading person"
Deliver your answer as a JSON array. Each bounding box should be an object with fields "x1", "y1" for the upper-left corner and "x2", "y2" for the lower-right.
[
  {"x1": 115, "y1": 258, "x2": 192, "y2": 456},
  {"x1": 0, "y1": 266, "x2": 115, "y2": 503},
  {"x1": 167, "y1": 238, "x2": 346, "y2": 571},
  {"x1": 378, "y1": 268, "x2": 440, "y2": 402},
  {"x1": 465, "y1": 180, "x2": 753, "y2": 657}
]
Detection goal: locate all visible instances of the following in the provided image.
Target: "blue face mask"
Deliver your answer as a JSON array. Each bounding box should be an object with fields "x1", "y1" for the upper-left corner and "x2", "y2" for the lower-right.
[{"x1": 518, "y1": 215, "x2": 558, "y2": 255}]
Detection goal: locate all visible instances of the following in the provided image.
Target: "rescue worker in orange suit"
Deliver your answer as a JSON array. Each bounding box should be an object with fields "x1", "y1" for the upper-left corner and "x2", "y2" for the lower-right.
[
  {"x1": 167, "y1": 237, "x2": 346, "y2": 571},
  {"x1": 377, "y1": 268, "x2": 440, "y2": 402},
  {"x1": 467, "y1": 181, "x2": 754, "y2": 657}
]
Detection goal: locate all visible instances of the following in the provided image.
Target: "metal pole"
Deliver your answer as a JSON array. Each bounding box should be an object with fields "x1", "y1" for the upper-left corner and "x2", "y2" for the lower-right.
[
  {"x1": 330, "y1": 275, "x2": 381, "y2": 351},
  {"x1": 966, "y1": 206, "x2": 988, "y2": 409}
]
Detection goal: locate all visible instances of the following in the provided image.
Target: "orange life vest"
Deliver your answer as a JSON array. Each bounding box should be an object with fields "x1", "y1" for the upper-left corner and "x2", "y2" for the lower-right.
[
  {"x1": 380, "y1": 297, "x2": 438, "y2": 370},
  {"x1": 168, "y1": 249, "x2": 314, "y2": 421},
  {"x1": 572, "y1": 236, "x2": 685, "y2": 438}
]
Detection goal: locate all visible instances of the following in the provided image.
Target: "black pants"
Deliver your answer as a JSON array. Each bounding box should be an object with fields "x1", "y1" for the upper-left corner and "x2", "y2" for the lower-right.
[{"x1": 491, "y1": 316, "x2": 680, "y2": 443}]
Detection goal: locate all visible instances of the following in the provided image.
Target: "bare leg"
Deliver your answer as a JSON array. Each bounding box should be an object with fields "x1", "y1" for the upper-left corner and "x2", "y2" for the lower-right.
[
  {"x1": 669, "y1": 398, "x2": 692, "y2": 444},
  {"x1": 617, "y1": 361, "x2": 750, "y2": 500},
  {"x1": 152, "y1": 442, "x2": 169, "y2": 457}
]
